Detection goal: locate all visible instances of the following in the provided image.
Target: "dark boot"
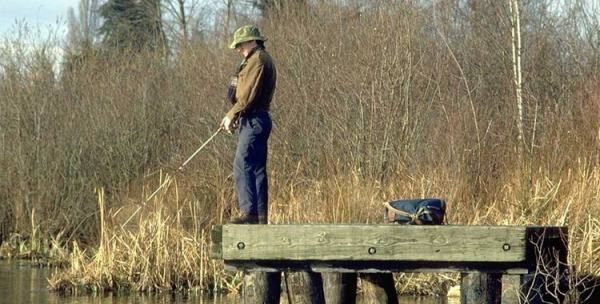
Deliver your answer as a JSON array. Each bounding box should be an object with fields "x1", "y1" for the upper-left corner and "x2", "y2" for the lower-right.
[
  {"x1": 258, "y1": 214, "x2": 268, "y2": 224},
  {"x1": 229, "y1": 213, "x2": 259, "y2": 224}
]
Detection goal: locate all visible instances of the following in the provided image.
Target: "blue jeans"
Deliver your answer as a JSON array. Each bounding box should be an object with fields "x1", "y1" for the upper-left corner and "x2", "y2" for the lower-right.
[{"x1": 234, "y1": 112, "x2": 272, "y2": 216}]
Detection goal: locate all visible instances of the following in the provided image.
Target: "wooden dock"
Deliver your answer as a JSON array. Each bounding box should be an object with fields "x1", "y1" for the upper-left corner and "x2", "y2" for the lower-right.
[{"x1": 211, "y1": 224, "x2": 568, "y2": 303}]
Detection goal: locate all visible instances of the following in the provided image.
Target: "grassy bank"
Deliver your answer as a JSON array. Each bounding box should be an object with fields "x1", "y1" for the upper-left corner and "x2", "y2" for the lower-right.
[
  {"x1": 46, "y1": 164, "x2": 600, "y2": 297},
  {"x1": 0, "y1": 0, "x2": 599, "y2": 299}
]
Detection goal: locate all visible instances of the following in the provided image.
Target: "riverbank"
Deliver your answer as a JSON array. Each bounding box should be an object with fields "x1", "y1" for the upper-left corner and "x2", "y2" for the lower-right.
[
  {"x1": 0, "y1": 260, "x2": 238, "y2": 304},
  {"x1": 42, "y1": 167, "x2": 600, "y2": 300}
]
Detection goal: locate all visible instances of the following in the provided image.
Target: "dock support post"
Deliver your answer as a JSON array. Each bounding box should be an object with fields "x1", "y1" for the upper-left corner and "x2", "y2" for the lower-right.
[
  {"x1": 323, "y1": 273, "x2": 357, "y2": 304},
  {"x1": 362, "y1": 273, "x2": 399, "y2": 304},
  {"x1": 242, "y1": 272, "x2": 282, "y2": 304},
  {"x1": 520, "y1": 227, "x2": 569, "y2": 304},
  {"x1": 460, "y1": 272, "x2": 502, "y2": 304},
  {"x1": 301, "y1": 271, "x2": 326, "y2": 303}
]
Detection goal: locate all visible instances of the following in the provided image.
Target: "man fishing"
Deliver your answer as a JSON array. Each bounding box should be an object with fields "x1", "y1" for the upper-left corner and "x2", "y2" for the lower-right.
[{"x1": 221, "y1": 25, "x2": 277, "y2": 224}]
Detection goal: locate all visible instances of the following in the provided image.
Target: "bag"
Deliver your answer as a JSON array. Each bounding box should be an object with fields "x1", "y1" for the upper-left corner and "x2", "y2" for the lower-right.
[
  {"x1": 383, "y1": 198, "x2": 446, "y2": 225},
  {"x1": 226, "y1": 76, "x2": 238, "y2": 104}
]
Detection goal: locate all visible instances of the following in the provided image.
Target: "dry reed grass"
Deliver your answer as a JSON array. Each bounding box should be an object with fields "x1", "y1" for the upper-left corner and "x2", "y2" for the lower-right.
[{"x1": 47, "y1": 179, "x2": 238, "y2": 294}]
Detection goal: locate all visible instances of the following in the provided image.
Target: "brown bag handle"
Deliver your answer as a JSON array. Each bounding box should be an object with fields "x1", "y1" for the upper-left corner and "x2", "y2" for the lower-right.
[{"x1": 383, "y1": 202, "x2": 426, "y2": 224}]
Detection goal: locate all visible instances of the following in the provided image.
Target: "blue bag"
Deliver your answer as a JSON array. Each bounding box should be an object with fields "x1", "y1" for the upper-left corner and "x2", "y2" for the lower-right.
[{"x1": 384, "y1": 199, "x2": 446, "y2": 225}]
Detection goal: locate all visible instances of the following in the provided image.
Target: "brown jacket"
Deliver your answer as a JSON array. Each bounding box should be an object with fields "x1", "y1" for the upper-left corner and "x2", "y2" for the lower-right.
[{"x1": 226, "y1": 48, "x2": 276, "y2": 120}]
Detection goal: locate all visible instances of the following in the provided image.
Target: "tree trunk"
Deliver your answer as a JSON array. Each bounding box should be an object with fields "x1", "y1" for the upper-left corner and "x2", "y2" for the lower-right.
[
  {"x1": 177, "y1": 0, "x2": 188, "y2": 45},
  {"x1": 509, "y1": 0, "x2": 524, "y2": 149}
]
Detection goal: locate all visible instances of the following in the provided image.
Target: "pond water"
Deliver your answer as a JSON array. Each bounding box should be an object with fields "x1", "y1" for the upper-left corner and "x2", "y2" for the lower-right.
[
  {"x1": 0, "y1": 261, "x2": 230, "y2": 304},
  {"x1": 0, "y1": 261, "x2": 454, "y2": 303}
]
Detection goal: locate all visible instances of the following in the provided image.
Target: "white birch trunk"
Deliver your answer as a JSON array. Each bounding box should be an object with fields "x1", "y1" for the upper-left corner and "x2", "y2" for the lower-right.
[{"x1": 509, "y1": 0, "x2": 525, "y2": 147}]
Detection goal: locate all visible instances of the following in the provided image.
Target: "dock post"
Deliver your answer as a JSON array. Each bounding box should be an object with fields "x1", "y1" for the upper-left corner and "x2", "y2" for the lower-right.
[
  {"x1": 460, "y1": 272, "x2": 502, "y2": 304},
  {"x1": 301, "y1": 271, "x2": 326, "y2": 303},
  {"x1": 242, "y1": 272, "x2": 282, "y2": 304},
  {"x1": 520, "y1": 227, "x2": 569, "y2": 304},
  {"x1": 323, "y1": 273, "x2": 357, "y2": 304},
  {"x1": 362, "y1": 273, "x2": 399, "y2": 304}
]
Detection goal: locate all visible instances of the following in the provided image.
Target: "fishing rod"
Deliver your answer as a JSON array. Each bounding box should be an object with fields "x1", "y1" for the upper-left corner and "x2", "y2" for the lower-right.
[{"x1": 178, "y1": 127, "x2": 223, "y2": 171}]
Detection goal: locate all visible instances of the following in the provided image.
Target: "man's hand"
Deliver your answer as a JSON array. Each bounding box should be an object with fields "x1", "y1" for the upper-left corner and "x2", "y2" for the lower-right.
[{"x1": 220, "y1": 116, "x2": 237, "y2": 133}]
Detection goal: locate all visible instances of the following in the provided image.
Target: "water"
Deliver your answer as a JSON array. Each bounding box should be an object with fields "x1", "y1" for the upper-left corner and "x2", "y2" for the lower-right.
[
  {"x1": 0, "y1": 261, "x2": 453, "y2": 304},
  {"x1": 0, "y1": 261, "x2": 230, "y2": 304}
]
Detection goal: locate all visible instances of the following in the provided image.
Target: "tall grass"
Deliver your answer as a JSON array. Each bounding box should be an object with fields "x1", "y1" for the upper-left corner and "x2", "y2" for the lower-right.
[
  {"x1": 48, "y1": 180, "x2": 228, "y2": 293},
  {"x1": 1, "y1": 0, "x2": 599, "y2": 297}
]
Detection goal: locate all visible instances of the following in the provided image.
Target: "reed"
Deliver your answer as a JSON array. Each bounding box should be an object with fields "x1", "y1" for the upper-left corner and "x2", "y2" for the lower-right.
[{"x1": 48, "y1": 178, "x2": 231, "y2": 293}]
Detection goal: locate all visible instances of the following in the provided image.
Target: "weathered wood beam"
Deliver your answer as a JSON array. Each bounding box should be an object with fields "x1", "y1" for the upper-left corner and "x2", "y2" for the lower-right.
[
  {"x1": 209, "y1": 225, "x2": 568, "y2": 304},
  {"x1": 223, "y1": 260, "x2": 530, "y2": 274},
  {"x1": 241, "y1": 272, "x2": 281, "y2": 304},
  {"x1": 323, "y1": 273, "x2": 357, "y2": 304},
  {"x1": 522, "y1": 227, "x2": 569, "y2": 304},
  {"x1": 362, "y1": 273, "x2": 399, "y2": 304},
  {"x1": 210, "y1": 224, "x2": 222, "y2": 259},
  {"x1": 211, "y1": 225, "x2": 567, "y2": 274},
  {"x1": 300, "y1": 272, "x2": 326, "y2": 303},
  {"x1": 461, "y1": 272, "x2": 502, "y2": 304},
  {"x1": 216, "y1": 224, "x2": 529, "y2": 262}
]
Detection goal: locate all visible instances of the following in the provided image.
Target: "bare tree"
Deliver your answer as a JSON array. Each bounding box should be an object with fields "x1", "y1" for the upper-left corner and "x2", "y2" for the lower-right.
[
  {"x1": 249, "y1": 0, "x2": 307, "y2": 16},
  {"x1": 163, "y1": 0, "x2": 211, "y2": 49},
  {"x1": 177, "y1": 0, "x2": 189, "y2": 42},
  {"x1": 66, "y1": 0, "x2": 101, "y2": 52},
  {"x1": 509, "y1": 0, "x2": 524, "y2": 149},
  {"x1": 225, "y1": 0, "x2": 234, "y2": 34},
  {"x1": 164, "y1": 0, "x2": 191, "y2": 46}
]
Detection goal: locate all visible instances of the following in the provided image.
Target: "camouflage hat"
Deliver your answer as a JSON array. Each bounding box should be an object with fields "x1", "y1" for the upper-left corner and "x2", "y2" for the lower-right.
[{"x1": 229, "y1": 25, "x2": 266, "y2": 49}]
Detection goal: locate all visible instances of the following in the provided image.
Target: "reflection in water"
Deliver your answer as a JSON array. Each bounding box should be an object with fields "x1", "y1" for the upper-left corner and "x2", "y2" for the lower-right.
[
  {"x1": 0, "y1": 261, "x2": 227, "y2": 304},
  {"x1": 0, "y1": 261, "x2": 454, "y2": 304}
]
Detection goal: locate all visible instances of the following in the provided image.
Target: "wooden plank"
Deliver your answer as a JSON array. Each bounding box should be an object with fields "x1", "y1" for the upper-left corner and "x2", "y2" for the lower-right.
[
  {"x1": 224, "y1": 260, "x2": 530, "y2": 274},
  {"x1": 220, "y1": 225, "x2": 527, "y2": 262}
]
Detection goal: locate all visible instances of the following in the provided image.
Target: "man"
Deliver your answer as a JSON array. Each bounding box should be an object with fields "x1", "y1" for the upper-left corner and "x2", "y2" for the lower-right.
[{"x1": 221, "y1": 25, "x2": 277, "y2": 224}]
